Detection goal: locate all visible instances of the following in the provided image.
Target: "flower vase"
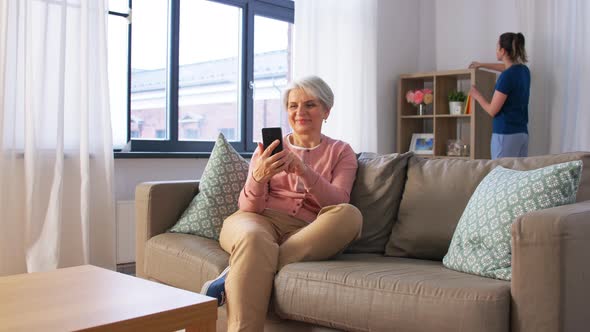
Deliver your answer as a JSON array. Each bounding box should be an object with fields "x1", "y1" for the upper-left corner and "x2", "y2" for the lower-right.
[{"x1": 418, "y1": 104, "x2": 424, "y2": 116}]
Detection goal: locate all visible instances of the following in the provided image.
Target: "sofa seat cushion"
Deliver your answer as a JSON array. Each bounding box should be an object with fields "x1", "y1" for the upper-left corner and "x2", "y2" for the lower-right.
[
  {"x1": 273, "y1": 254, "x2": 510, "y2": 332},
  {"x1": 144, "y1": 233, "x2": 229, "y2": 293}
]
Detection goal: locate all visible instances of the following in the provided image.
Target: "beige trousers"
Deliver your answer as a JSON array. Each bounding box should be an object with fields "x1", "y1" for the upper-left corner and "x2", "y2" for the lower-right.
[{"x1": 218, "y1": 203, "x2": 363, "y2": 332}]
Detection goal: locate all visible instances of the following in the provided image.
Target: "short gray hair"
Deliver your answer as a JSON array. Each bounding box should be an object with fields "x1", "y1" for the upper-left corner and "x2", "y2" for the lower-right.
[{"x1": 282, "y1": 76, "x2": 334, "y2": 110}]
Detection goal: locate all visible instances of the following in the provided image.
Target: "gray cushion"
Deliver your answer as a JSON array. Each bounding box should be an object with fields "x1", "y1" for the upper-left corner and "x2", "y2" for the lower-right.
[
  {"x1": 273, "y1": 254, "x2": 510, "y2": 332},
  {"x1": 144, "y1": 233, "x2": 229, "y2": 293},
  {"x1": 386, "y1": 152, "x2": 590, "y2": 260},
  {"x1": 347, "y1": 152, "x2": 412, "y2": 253}
]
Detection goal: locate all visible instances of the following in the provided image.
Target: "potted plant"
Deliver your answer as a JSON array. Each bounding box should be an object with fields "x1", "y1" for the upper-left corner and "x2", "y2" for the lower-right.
[{"x1": 448, "y1": 91, "x2": 466, "y2": 115}]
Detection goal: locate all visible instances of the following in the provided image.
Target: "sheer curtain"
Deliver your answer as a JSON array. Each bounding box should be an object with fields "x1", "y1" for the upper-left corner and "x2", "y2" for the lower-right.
[
  {"x1": 293, "y1": 0, "x2": 378, "y2": 153},
  {"x1": 0, "y1": 0, "x2": 115, "y2": 275},
  {"x1": 517, "y1": 0, "x2": 590, "y2": 154}
]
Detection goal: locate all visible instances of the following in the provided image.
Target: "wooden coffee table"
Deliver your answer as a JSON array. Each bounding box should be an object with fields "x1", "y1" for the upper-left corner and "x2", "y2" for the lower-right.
[{"x1": 0, "y1": 265, "x2": 217, "y2": 331}]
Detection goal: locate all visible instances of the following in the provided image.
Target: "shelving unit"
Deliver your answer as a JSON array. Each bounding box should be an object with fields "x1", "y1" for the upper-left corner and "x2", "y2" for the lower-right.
[{"x1": 397, "y1": 69, "x2": 496, "y2": 159}]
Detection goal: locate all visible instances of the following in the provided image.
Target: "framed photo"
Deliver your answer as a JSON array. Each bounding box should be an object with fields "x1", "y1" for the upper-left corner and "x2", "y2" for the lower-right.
[{"x1": 410, "y1": 133, "x2": 434, "y2": 155}]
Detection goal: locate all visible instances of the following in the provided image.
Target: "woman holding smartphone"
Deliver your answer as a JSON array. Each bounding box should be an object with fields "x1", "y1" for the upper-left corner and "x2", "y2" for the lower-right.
[
  {"x1": 201, "y1": 76, "x2": 362, "y2": 332},
  {"x1": 469, "y1": 32, "x2": 530, "y2": 159}
]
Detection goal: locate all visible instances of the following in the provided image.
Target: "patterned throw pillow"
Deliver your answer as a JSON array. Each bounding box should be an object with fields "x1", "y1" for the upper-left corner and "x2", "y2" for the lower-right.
[
  {"x1": 443, "y1": 161, "x2": 582, "y2": 280},
  {"x1": 168, "y1": 133, "x2": 249, "y2": 240}
]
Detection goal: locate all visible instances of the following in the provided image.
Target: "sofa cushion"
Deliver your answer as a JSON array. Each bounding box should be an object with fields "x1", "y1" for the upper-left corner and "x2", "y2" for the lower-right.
[
  {"x1": 386, "y1": 152, "x2": 590, "y2": 260},
  {"x1": 168, "y1": 133, "x2": 249, "y2": 240},
  {"x1": 347, "y1": 152, "x2": 412, "y2": 253},
  {"x1": 144, "y1": 233, "x2": 229, "y2": 293},
  {"x1": 443, "y1": 161, "x2": 582, "y2": 280},
  {"x1": 274, "y1": 254, "x2": 510, "y2": 332}
]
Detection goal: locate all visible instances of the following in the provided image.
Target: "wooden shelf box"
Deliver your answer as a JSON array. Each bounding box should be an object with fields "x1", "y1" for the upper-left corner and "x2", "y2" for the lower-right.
[{"x1": 397, "y1": 69, "x2": 496, "y2": 159}]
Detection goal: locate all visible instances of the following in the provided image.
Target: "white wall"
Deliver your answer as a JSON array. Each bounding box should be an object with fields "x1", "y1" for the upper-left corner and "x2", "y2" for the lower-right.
[
  {"x1": 418, "y1": 0, "x2": 436, "y2": 72},
  {"x1": 434, "y1": 0, "x2": 518, "y2": 70},
  {"x1": 114, "y1": 158, "x2": 208, "y2": 201},
  {"x1": 375, "y1": 0, "x2": 436, "y2": 154}
]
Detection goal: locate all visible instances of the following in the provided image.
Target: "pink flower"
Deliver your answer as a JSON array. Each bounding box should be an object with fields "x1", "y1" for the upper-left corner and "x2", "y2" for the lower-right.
[
  {"x1": 406, "y1": 91, "x2": 414, "y2": 103},
  {"x1": 423, "y1": 88, "x2": 433, "y2": 94},
  {"x1": 413, "y1": 90, "x2": 424, "y2": 104}
]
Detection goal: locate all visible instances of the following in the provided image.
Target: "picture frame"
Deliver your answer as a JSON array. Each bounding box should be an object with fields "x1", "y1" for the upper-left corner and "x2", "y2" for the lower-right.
[{"x1": 409, "y1": 133, "x2": 434, "y2": 155}]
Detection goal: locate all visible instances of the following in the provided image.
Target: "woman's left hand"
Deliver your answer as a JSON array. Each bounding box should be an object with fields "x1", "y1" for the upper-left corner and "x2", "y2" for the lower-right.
[
  {"x1": 468, "y1": 61, "x2": 482, "y2": 69},
  {"x1": 285, "y1": 152, "x2": 307, "y2": 176}
]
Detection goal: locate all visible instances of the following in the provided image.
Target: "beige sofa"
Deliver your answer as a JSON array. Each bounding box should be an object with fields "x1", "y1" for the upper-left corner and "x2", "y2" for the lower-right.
[{"x1": 136, "y1": 152, "x2": 590, "y2": 332}]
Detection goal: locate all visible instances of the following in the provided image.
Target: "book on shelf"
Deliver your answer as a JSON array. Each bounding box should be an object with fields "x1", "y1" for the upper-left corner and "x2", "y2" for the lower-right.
[{"x1": 464, "y1": 94, "x2": 472, "y2": 114}]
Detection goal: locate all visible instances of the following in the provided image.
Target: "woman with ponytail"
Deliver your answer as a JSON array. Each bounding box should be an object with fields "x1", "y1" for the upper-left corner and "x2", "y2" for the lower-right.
[{"x1": 469, "y1": 32, "x2": 530, "y2": 159}]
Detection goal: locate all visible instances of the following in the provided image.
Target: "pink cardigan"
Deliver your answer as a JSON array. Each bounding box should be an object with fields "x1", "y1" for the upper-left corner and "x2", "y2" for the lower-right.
[{"x1": 238, "y1": 134, "x2": 358, "y2": 223}]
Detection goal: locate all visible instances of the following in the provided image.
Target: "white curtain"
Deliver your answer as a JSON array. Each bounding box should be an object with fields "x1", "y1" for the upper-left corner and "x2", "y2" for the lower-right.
[
  {"x1": 517, "y1": 0, "x2": 590, "y2": 154},
  {"x1": 293, "y1": 0, "x2": 378, "y2": 153},
  {"x1": 0, "y1": 0, "x2": 115, "y2": 275}
]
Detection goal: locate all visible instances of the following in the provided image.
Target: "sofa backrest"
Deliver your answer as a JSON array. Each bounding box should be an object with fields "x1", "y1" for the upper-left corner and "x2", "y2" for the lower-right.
[{"x1": 385, "y1": 152, "x2": 590, "y2": 261}]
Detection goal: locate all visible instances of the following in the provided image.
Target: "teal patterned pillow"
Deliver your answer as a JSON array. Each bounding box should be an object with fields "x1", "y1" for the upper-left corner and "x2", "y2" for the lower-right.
[
  {"x1": 168, "y1": 133, "x2": 249, "y2": 240},
  {"x1": 443, "y1": 161, "x2": 582, "y2": 280}
]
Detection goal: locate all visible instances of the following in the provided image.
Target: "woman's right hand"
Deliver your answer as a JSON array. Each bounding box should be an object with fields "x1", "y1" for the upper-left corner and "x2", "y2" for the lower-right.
[
  {"x1": 252, "y1": 140, "x2": 292, "y2": 183},
  {"x1": 468, "y1": 61, "x2": 482, "y2": 69}
]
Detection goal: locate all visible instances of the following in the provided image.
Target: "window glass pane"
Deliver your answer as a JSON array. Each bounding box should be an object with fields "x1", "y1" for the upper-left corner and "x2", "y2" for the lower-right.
[
  {"x1": 130, "y1": 1, "x2": 168, "y2": 140},
  {"x1": 108, "y1": 15, "x2": 129, "y2": 149},
  {"x1": 178, "y1": 0, "x2": 242, "y2": 142},
  {"x1": 109, "y1": 0, "x2": 129, "y2": 14},
  {"x1": 252, "y1": 15, "x2": 292, "y2": 143}
]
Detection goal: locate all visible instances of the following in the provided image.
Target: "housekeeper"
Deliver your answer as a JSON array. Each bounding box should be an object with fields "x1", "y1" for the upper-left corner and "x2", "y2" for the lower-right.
[{"x1": 469, "y1": 32, "x2": 531, "y2": 159}]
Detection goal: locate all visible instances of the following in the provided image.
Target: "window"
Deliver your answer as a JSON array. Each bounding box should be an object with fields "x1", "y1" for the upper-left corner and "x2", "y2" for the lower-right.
[
  {"x1": 183, "y1": 128, "x2": 200, "y2": 139},
  {"x1": 155, "y1": 130, "x2": 167, "y2": 139},
  {"x1": 108, "y1": 0, "x2": 294, "y2": 153},
  {"x1": 220, "y1": 128, "x2": 236, "y2": 139},
  {"x1": 108, "y1": 1, "x2": 131, "y2": 149},
  {"x1": 252, "y1": 15, "x2": 292, "y2": 143}
]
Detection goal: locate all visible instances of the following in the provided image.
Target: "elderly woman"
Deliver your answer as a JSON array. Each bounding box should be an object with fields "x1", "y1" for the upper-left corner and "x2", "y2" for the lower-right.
[{"x1": 201, "y1": 75, "x2": 362, "y2": 332}]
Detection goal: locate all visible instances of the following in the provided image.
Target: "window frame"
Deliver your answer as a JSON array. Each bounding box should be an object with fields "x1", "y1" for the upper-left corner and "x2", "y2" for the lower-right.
[
  {"x1": 108, "y1": 1, "x2": 133, "y2": 152},
  {"x1": 115, "y1": 0, "x2": 294, "y2": 155}
]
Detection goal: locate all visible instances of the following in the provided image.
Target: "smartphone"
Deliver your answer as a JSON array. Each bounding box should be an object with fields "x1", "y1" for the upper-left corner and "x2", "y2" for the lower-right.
[{"x1": 262, "y1": 127, "x2": 283, "y2": 156}]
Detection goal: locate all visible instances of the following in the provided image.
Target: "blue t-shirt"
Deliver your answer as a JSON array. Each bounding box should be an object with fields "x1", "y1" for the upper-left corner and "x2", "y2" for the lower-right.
[{"x1": 493, "y1": 64, "x2": 530, "y2": 134}]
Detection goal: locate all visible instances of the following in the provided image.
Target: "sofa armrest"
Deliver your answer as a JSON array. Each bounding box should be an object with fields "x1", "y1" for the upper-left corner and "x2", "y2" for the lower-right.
[
  {"x1": 511, "y1": 200, "x2": 590, "y2": 332},
  {"x1": 135, "y1": 180, "x2": 199, "y2": 278}
]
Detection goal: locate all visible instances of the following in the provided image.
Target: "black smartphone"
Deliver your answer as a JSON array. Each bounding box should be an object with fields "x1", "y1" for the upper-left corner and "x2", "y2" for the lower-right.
[{"x1": 262, "y1": 127, "x2": 283, "y2": 156}]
